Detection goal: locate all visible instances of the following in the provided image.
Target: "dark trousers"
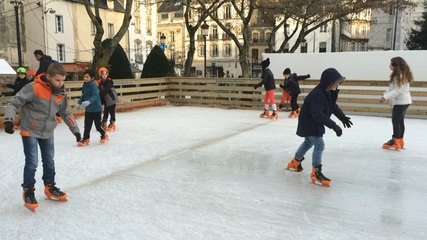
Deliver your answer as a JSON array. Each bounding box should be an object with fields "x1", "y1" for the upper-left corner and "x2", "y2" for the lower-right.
[
  {"x1": 392, "y1": 104, "x2": 410, "y2": 138},
  {"x1": 290, "y1": 93, "x2": 299, "y2": 112},
  {"x1": 84, "y1": 111, "x2": 105, "y2": 140},
  {"x1": 102, "y1": 104, "x2": 116, "y2": 123}
]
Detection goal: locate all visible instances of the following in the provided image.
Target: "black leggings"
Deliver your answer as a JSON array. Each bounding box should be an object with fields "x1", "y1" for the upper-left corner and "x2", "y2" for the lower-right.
[
  {"x1": 102, "y1": 104, "x2": 116, "y2": 123},
  {"x1": 83, "y1": 111, "x2": 105, "y2": 139},
  {"x1": 392, "y1": 104, "x2": 410, "y2": 138},
  {"x1": 290, "y1": 93, "x2": 299, "y2": 112}
]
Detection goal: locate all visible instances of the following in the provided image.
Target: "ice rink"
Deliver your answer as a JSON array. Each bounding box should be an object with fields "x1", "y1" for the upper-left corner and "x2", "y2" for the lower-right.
[{"x1": 0, "y1": 106, "x2": 426, "y2": 240}]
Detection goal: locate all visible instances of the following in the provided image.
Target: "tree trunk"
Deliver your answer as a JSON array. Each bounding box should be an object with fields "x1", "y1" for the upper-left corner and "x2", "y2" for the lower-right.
[{"x1": 183, "y1": 31, "x2": 196, "y2": 77}]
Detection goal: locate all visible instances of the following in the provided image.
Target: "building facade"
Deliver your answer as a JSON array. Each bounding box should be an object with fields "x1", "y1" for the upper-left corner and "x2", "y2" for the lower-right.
[{"x1": 368, "y1": 1, "x2": 424, "y2": 51}]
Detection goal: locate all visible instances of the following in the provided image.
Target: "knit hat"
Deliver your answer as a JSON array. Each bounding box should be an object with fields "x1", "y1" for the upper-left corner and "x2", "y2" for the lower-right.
[
  {"x1": 98, "y1": 67, "x2": 109, "y2": 76},
  {"x1": 283, "y1": 68, "x2": 291, "y2": 75},
  {"x1": 261, "y1": 58, "x2": 270, "y2": 70}
]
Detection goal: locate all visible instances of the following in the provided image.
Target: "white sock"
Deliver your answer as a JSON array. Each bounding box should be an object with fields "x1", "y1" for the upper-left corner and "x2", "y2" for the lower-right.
[
  {"x1": 272, "y1": 104, "x2": 277, "y2": 111},
  {"x1": 264, "y1": 104, "x2": 269, "y2": 110}
]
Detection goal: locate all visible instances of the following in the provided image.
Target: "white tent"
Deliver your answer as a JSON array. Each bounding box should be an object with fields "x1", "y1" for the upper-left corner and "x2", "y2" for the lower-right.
[{"x1": 0, "y1": 59, "x2": 16, "y2": 75}]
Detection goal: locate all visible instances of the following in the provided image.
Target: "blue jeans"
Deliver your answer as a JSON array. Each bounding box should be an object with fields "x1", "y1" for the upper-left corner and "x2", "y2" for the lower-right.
[
  {"x1": 22, "y1": 137, "x2": 55, "y2": 188},
  {"x1": 295, "y1": 136, "x2": 325, "y2": 167}
]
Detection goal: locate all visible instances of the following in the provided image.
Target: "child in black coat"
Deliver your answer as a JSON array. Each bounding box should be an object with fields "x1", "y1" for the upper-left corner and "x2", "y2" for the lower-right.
[
  {"x1": 279, "y1": 68, "x2": 310, "y2": 118},
  {"x1": 254, "y1": 58, "x2": 278, "y2": 119},
  {"x1": 286, "y1": 68, "x2": 353, "y2": 186}
]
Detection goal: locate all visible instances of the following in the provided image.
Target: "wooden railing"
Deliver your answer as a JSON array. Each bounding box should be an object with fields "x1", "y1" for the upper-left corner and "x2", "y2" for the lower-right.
[{"x1": 1, "y1": 77, "x2": 426, "y2": 120}]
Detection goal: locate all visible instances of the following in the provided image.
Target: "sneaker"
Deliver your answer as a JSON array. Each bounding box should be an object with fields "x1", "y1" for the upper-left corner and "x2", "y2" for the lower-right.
[
  {"x1": 44, "y1": 183, "x2": 67, "y2": 201},
  {"x1": 23, "y1": 186, "x2": 38, "y2": 211}
]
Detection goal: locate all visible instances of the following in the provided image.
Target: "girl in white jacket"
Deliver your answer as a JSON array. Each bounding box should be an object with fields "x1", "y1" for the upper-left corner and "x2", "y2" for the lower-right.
[{"x1": 380, "y1": 57, "x2": 414, "y2": 150}]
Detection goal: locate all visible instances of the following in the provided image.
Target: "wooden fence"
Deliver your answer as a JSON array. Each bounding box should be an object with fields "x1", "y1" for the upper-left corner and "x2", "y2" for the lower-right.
[{"x1": 1, "y1": 77, "x2": 426, "y2": 121}]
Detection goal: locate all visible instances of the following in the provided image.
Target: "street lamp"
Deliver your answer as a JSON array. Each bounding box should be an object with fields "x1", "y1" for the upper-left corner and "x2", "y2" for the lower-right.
[
  {"x1": 11, "y1": 0, "x2": 22, "y2": 66},
  {"x1": 160, "y1": 33, "x2": 166, "y2": 51},
  {"x1": 42, "y1": 7, "x2": 56, "y2": 54},
  {"x1": 201, "y1": 21, "x2": 209, "y2": 78}
]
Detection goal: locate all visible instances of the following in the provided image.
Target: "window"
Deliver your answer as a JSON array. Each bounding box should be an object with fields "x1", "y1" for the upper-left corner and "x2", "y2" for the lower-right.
[
  {"x1": 265, "y1": 32, "x2": 271, "y2": 41},
  {"x1": 252, "y1": 48, "x2": 259, "y2": 63},
  {"x1": 147, "y1": 18, "x2": 152, "y2": 35},
  {"x1": 55, "y1": 15, "x2": 64, "y2": 33},
  {"x1": 161, "y1": 13, "x2": 168, "y2": 19},
  {"x1": 319, "y1": 42, "x2": 327, "y2": 52},
  {"x1": 252, "y1": 32, "x2": 259, "y2": 43},
  {"x1": 284, "y1": 43, "x2": 289, "y2": 53},
  {"x1": 212, "y1": 26, "x2": 218, "y2": 39},
  {"x1": 57, "y1": 44, "x2": 65, "y2": 62},
  {"x1": 198, "y1": 44, "x2": 204, "y2": 57},
  {"x1": 135, "y1": 42, "x2": 143, "y2": 63},
  {"x1": 320, "y1": 24, "x2": 327, "y2": 33},
  {"x1": 135, "y1": 16, "x2": 141, "y2": 33},
  {"x1": 212, "y1": 9, "x2": 218, "y2": 18},
  {"x1": 300, "y1": 41, "x2": 307, "y2": 53},
  {"x1": 224, "y1": 5, "x2": 232, "y2": 19},
  {"x1": 91, "y1": 21, "x2": 96, "y2": 35},
  {"x1": 386, "y1": 28, "x2": 392, "y2": 48},
  {"x1": 174, "y1": 12, "x2": 183, "y2": 18},
  {"x1": 108, "y1": 24, "x2": 114, "y2": 38},
  {"x1": 224, "y1": 44, "x2": 232, "y2": 56},
  {"x1": 212, "y1": 44, "x2": 218, "y2": 57},
  {"x1": 170, "y1": 31, "x2": 175, "y2": 42}
]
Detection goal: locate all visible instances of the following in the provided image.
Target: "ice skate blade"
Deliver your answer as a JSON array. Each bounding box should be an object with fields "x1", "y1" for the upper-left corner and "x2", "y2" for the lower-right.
[
  {"x1": 24, "y1": 204, "x2": 38, "y2": 212},
  {"x1": 45, "y1": 196, "x2": 68, "y2": 201},
  {"x1": 311, "y1": 179, "x2": 331, "y2": 187},
  {"x1": 285, "y1": 167, "x2": 303, "y2": 172}
]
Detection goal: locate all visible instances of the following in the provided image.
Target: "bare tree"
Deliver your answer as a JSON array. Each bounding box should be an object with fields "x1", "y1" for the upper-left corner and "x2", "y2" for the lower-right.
[
  {"x1": 182, "y1": 0, "x2": 226, "y2": 77},
  {"x1": 200, "y1": 0, "x2": 256, "y2": 78},
  {"x1": 259, "y1": 0, "x2": 416, "y2": 53},
  {"x1": 83, "y1": 0, "x2": 133, "y2": 69}
]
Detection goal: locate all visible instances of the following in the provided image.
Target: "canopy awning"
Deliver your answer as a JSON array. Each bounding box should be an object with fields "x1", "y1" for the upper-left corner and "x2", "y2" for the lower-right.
[{"x1": 0, "y1": 59, "x2": 16, "y2": 75}]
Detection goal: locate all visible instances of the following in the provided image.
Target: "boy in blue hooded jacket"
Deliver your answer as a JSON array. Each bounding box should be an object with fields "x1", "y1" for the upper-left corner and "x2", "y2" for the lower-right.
[{"x1": 286, "y1": 68, "x2": 353, "y2": 186}]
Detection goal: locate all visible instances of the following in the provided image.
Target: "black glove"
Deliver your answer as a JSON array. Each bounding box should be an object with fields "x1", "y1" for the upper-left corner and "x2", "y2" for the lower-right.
[
  {"x1": 341, "y1": 116, "x2": 353, "y2": 128},
  {"x1": 307, "y1": 74, "x2": 311, "y2": 78},
  {"x1": 74, "y1": 132, "x2": 81, "y2": 142},
  {"x1": 332, "y1": 125, "x2": 342, "y2": 137},
  {"x1": 253, "y1": 85, "x2": 257, "y2": 89},
  {"x1": 279, "y1": 84, "x2": 284, "y2": 89},
  {"x1": 4, "y1": 121, "x2": 14, "y2": 134}
]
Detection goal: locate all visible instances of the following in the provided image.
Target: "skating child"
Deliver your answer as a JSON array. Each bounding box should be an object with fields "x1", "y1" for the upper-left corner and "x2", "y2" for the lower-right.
[
  {"x1": 1, "y1": 67, "x2": 31, "y2": 95},
  {"x1": 1, "y1": 67, "x2": 31, "y2": 128},
  {"x1": 97, "y1": 67, "x2": 119, "y2": 131},
  {"x1": 286, "y1": 68, "x2": 353, "y2": 186},
  {"x1": 380, "y1": 56, "x2": 413, "y2": 150},
  {"x1": 279, "y1": 68, "x2": 310, "y2": 118},
  {"x1": 77, "y1": 69, "x2": 108, "y2": 146},
  {"x1": 254, "y1": 58, "x2": 278, "y2": 119},
  {"x1": 3, "y1": 63, "x2": 81, "y2": 211}
]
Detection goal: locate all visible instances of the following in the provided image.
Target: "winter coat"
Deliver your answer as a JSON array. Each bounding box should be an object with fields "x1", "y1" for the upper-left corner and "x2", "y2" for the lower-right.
[
  {"x1": 282, "y1": 73, "x2": 309, "y2": 95},
  {"x1": 5, "y1": 74, "x2": 80, "y2": 139},
  {"x1": 35, "y1": 55, "x2": 54, "y2": 77},
  {"x1": 382, "y1": 77, "x2": 412, "y2": 106},
  {"x1": 296, "y1": 68, "x2": 346, "y2": 137},
  {"x1": 79, "y1": 80, "x2": 102, "y2": 113},
  {"x1": 255, "y1": 68, "x2": 276, "y2": 91},
  {"x1": 7, "y1": 77, "x2": 31, "y2": 95},
  {"x1": 98, "y1": 78, "x2": 119, "y2": 107}
]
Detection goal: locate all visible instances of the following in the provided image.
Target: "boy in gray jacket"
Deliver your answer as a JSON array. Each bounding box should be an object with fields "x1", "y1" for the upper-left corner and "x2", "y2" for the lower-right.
[{"x1": 4, "y1": 63, "x2": 81, "y2": 212}]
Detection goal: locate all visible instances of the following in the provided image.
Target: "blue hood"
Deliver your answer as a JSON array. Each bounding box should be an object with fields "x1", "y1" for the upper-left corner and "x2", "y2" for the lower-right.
[{"x1": 319, "y1": 68, "x2": 344, "y2": 90}]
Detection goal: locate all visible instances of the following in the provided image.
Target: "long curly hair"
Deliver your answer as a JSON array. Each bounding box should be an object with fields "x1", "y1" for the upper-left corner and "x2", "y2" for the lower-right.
[{"x1": 390, "y1": 57, "x2": 414, "y2": 86}]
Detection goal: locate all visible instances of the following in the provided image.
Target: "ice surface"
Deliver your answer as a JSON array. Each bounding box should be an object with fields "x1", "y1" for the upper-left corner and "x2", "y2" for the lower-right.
[{"x1": 0, "y1": 106, "x2": 426, "y2": 240}]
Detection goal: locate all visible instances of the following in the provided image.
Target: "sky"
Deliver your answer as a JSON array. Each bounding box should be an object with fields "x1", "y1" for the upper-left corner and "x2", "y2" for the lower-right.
[{"x1": 0, "y1": 106, "x2": 426, "y2": 240}]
